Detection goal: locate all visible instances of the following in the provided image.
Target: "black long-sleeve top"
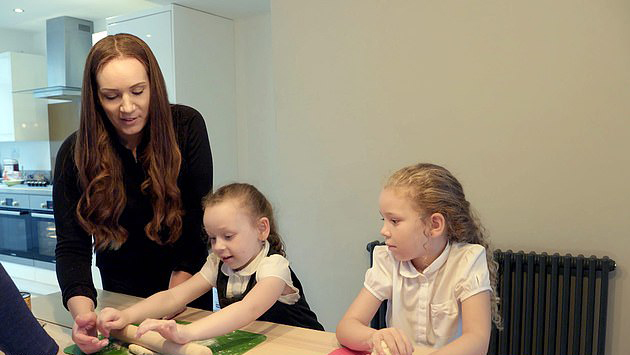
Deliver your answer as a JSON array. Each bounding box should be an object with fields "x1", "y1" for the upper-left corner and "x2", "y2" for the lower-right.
[
  {"x1": 53, "y1": 104, "x2": 213, "y2": 309},
  {"x1": 0, "y1": 264, "x2": 59, "y2": 355}
]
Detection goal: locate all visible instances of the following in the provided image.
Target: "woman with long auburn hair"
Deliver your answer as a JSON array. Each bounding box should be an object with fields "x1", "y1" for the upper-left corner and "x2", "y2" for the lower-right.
[{"x1": 53, "y1": 33, "x2": 213, "y2": 353}]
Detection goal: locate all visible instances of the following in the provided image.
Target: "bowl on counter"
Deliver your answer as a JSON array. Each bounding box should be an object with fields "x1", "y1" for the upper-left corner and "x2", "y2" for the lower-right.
[{"x1": 3, "y1": 179, "x2": 24, "y2": 187}]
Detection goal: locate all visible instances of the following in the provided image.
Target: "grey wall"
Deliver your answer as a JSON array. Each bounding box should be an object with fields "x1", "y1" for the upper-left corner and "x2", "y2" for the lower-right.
[{"x1": 232, "y1": 1, "x2": 630, "y2": 354}]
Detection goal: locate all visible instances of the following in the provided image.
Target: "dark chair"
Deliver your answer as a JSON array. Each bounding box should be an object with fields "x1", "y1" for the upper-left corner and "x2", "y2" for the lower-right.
[{"x1": 366, "y1": 240, "x2": 387, "y2": 329}]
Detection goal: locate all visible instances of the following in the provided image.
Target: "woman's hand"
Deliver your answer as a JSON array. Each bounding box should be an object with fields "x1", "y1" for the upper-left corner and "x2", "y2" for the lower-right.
[
  {"x1": 72, "y1": 311, "x2": 109, "y2": 353},
  {"x1": 371, "y1": 327, "x2": 414, "y2": 355},
  {"x1": 136, "y1": 319, "x2": 191, "y2": 344},
  {"x1": 97, "y1": 307, "x2": 130, "y2": 337}
]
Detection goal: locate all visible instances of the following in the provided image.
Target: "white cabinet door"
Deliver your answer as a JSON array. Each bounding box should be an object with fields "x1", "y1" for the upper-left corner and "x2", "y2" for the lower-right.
[
  {"x1": 107, "y1": 11, "x2": 176, "y2": 102},
  {"x1": 12, "y1": 91, "x2": 49, "y2": 141},
  {"x1": 0, "y1": 53, "x2": 15, "y2": 141},
  {"x1": 0, "y1": 52, "x2": 48, "y2": 142}
]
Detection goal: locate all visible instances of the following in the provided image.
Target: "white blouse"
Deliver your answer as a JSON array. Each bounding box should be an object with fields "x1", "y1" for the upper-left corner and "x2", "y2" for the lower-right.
[
  {"x1": 199, "y1": 241, "x2": 300, "y2": 305},
  {"x1": 364, "y1": 242, "x2": 491, "y2": 347}
]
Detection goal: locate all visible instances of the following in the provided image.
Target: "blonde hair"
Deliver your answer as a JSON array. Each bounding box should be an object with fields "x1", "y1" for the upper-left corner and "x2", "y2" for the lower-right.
[
  {"x1": 202, "y1": 183, "x2": 285, "y2": 257},
  {"x1": 385, "y1": 163, "x2": 502, "y2": 329}
]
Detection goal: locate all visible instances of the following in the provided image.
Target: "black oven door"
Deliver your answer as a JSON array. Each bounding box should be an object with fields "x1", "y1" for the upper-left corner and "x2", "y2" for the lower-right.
[
  {"x1": 30, "y1": 211, "x2": 56, "y2": 263},
  {"x1": 0, "y1": 208, "x2": 34, "y2": 259}
]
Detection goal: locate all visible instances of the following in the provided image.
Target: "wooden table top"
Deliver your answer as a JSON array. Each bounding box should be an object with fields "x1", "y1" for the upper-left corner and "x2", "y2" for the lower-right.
[
  {"x1": 32, "y1": 290, "x2": 340, "y2": 355},
  {"x1": 32, "y1": 291, "x2": 434, "y2": 355}
]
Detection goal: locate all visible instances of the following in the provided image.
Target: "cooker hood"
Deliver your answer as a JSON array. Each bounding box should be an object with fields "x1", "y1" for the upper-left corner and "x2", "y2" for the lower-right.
[{"x1": 33, "y1": 17, "x2": 94, "y2": 101}]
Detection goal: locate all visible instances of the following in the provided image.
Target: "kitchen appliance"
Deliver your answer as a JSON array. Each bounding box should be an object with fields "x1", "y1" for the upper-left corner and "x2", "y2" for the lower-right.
[
  {"x1": 2, "y1": 158, "x2": 21, "y2": 180},
  {"x1": 0, "y1": 188, "x2": 55, "y2": 265},
  {"x1": 0, "y1": 193, "x2": 33, "y2": 260},
  {"x1": 32, "y1": 17, "x2": 94, "y2": 101},
  {"x1": 25, "y1": 179, "x2": 50, "y2": 187},
  {"x1": 29, "y1": 195, "x2": 55, "y2": 263}
]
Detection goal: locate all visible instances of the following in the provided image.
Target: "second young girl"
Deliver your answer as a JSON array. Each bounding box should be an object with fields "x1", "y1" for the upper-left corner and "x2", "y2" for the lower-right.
[
  {"x1": 336, "y1": 163, "x2": 500, "y2": 355},
  {"x1": 96, "y1": 183, "x2": 323, "y2": 347}
]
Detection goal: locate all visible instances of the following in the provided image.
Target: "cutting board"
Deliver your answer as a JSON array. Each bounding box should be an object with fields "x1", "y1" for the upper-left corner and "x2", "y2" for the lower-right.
[{"x1": 64, "y1": 321, "x2": 266, "y2": 355}]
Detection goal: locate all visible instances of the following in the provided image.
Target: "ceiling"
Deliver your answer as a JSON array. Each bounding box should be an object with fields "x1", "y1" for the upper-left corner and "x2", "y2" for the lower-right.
[{"x1": 0, "y1": 0, "x2": 270, "y2": 33}]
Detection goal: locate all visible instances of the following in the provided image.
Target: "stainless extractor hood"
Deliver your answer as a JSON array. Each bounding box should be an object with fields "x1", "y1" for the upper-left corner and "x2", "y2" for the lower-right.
[{"x1": 33, "y1": 17, "x2": 94, "y2": 101}]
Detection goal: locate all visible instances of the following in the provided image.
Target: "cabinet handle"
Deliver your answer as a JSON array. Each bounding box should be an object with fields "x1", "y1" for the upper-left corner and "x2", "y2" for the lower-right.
[
  {"x1": 0, "y1": 210, "x2": 21, "y2": 216},
  {"x1": 31, "y1": 213, "x2": 54, "y2": 219}
]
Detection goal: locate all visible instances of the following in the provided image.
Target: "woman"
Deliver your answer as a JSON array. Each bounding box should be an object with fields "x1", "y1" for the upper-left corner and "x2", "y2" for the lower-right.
[{"x1": 53, "y1": 33, "x2": 213, "y2": 353}]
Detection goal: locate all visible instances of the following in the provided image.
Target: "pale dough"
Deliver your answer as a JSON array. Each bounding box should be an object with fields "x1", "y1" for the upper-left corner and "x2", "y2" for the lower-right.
[
  {"x1": 371, "y1": 340, "x2": 393, "y2": 355},
  {"x1": 129, "y1": 344, "x2": 160, "y2": 355}
]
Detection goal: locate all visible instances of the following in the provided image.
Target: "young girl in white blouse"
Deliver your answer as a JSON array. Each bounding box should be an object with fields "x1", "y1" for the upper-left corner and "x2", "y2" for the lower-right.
[
  {"x1": 337, "y1": 163, "x2": 501, "y2": 355},
  {"x1": 96, "y1": 183, "x2": 323, "y2": 346}
]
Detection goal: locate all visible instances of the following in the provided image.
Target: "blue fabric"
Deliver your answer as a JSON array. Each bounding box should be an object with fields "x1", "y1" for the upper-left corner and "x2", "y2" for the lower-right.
[{"x1": 0, "y1": 264, "x2": 59, "y2": 355}]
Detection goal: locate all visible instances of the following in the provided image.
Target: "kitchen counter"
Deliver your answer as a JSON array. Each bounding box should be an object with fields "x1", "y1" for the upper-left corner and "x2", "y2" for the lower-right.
[{"x1": 0, "y1": 183, "x2": 52, "y2": 196}]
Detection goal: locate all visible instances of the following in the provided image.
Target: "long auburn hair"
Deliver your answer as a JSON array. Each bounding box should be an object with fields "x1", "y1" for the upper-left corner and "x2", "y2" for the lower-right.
[
  {"x1": 385, "y1": 163, "x2": 502, "y2": 329},
  {"x1": 202, "y1": 183, "x2": 286, "y2": 257},
  {"x1": 75, "y1": 33, "x2": 183, "y2": 251}
]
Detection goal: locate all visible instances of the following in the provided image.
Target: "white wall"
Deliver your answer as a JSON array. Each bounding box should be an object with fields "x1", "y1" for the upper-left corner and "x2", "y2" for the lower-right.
[
  {"x1": 234, "y1": 14, "x2": 278, "y2": 198},
  {"x1": 0, "y1": 141, "x2": 51, "y2": 171},
  {"x1": 262, "y1": 1, "x2": 630, "y2": 353}
]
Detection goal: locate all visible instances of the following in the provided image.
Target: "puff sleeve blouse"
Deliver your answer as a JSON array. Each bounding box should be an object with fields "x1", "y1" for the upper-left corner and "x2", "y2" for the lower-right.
[{"x1": 364, "y1": 242, "x2": 491, "y2": 347}]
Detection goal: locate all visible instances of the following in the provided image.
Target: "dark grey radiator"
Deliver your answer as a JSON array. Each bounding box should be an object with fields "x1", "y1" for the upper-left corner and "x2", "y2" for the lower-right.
[{"x1": 490, "y1": 250, "x2": 616, "y2": 355}]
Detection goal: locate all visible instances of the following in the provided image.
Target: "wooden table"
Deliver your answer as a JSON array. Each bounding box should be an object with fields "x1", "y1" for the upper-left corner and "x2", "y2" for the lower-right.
[
  {"x1": 32, "y1": 290, "x2": 340, "y2": 355},
  {"x1": 32, "y1": 291, "x2": 434, "y2": 355}
]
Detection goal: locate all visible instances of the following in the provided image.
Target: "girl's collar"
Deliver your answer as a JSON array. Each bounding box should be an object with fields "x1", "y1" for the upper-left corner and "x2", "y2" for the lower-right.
[
  {"x1": 399, "y1": 241, "x2": 451, "y2": 278},
  {"x1": 221, "y1": 240, "x2": 270, "y2": 277}
]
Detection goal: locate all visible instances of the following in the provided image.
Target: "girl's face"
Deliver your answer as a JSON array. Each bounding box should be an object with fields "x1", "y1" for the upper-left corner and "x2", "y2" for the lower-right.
[
  {"x1": 379, "y1": 187, "x2": 433, "y2": 270},
  {"x1": 203, "y1": 199, "x2": 268, "y2": 271},
  {"x1": 96, "y1": 57, "x2": 150, "y2": 149}
]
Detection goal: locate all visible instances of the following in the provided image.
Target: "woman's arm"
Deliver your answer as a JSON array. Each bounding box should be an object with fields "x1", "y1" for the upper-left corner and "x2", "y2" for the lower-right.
[
  {"x1": 67, "y1": 296, "x2": 95, "y2": 319},
  {"x1": 136, "y1": 276, "x2": 286, "y2": 343},
  {"x1": 68, "y1": 296, "x2": 109, "y2": 353},
  {"x1": 429, "y1": 291, "x2": 491, "y2": 355},
  {"x1": 54, "y1": 136, "x2": 109, "y2": 353},
  {"x1": 173, "y1": 106, "x2": 213, "y2": 277},
  {"x1": 53, "y1": 134, "x2": 98, "y2": 309}
]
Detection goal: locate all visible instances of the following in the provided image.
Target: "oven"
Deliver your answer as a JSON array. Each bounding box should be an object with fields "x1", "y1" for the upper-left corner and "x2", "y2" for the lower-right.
[
  {"x1": 29, "y1": 195, "x2": 56, "y2": 263},
  {"x1": 0, "y1": 193, "x2": 34, "y2": 259}
]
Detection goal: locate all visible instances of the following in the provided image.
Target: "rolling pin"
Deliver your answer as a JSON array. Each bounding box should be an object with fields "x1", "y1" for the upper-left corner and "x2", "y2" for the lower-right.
[{"x1": 111, "y1": 324, "x2": 212, "y2": 355}]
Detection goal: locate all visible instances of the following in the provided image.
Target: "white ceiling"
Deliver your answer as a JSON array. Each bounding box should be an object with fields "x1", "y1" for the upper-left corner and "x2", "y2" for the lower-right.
[{"x1": 0, "y1": 0, "x2": 270, "y2": 33}]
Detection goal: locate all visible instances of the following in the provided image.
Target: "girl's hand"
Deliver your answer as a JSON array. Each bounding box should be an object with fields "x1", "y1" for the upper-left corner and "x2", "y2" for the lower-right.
[
  {"x1": 136, "y1": 319, "x2": 190, "y2": 344},
  {"x1": 97, "y1": 307, "x2": 129, "y2": 337},
  {"x1": 72, "y1": 311, "x2": 109, "y2": 353},
  {"x1": 370, "y1": 327, "x2": 414, "y2": 355}
]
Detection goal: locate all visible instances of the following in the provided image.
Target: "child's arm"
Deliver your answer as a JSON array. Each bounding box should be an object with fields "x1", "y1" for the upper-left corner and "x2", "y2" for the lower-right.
[
  {"x1": 429, "y1": 291, "x2": 491, "y2": 355},
  {"x1": 135, "y1": 276, "x2": 287, "y2": 343},
  {"x1": 98, "y1": 273, "x2": 212, "y2": 337},
  {"x1": 336, "y1": 288, "x2": 414, "y2": 355}
]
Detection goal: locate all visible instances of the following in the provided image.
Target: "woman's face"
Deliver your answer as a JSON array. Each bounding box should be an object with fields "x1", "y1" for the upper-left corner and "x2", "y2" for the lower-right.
[{"x1": 96, "y1": 57, "x2": 151, "y2": 149}]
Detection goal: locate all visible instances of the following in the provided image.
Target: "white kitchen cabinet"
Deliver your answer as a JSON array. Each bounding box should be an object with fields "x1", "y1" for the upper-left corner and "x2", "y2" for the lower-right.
[
  {"x1": 0, "y1": 52, "x2": 49, "y2": 142},
  {"x1": 107, "y1": 4, "x2": 238, "y2": 186}
]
